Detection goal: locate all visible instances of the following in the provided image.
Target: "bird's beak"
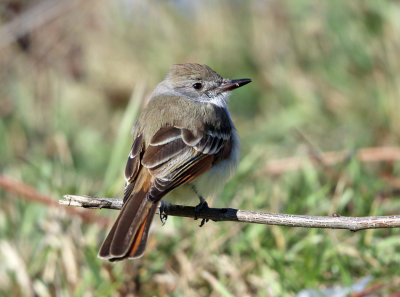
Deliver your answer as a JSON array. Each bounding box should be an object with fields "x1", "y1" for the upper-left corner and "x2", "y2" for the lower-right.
[{"x1": 218, "y1": 78, "x2": 252, "y2": 92}]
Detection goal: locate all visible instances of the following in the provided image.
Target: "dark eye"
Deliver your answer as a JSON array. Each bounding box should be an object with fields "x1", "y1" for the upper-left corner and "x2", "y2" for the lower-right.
[{"x1": 192, "y1": 82, "x2": 203, "y2": 90}]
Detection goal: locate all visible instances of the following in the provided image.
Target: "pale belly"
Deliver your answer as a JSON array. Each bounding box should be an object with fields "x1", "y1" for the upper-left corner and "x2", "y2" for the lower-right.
[{"x1": 164, "y1": 132, "x2": 240, "y2": 205}]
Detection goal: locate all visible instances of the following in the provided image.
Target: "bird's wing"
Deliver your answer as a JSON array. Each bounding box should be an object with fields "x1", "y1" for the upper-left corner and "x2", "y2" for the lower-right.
[{"x1": 124, "y1": 125, "x2": 232, "y2": 203}]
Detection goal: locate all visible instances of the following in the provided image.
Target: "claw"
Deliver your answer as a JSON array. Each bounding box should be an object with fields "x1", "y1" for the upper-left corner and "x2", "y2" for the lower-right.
[
  {"x1": 199, "y1": 218, "x2": 209, "y2": 227},
  {"x1": 159, "y1": 201, "x2": 168, "y2": 226}
]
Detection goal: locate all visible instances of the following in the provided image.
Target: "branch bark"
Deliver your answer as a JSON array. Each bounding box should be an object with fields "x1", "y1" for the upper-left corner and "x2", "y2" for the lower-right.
[{"x1": 60, "y1": 195, "x2": 400, "y2": 231}]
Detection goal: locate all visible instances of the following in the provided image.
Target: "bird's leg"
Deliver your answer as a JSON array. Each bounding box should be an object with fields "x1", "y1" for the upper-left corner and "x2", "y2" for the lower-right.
[
  {"x1": 159, "y1": 201, "x2": 169, "y2": 226},
  {"x1": 192, "y1": 186, "x2": 209, "y2": 227}
]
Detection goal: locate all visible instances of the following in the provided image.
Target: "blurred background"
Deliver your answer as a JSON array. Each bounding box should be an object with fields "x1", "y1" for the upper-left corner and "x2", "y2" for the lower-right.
[{"x1": 1, "y1": 0, "x2": 400, "y2": 296}]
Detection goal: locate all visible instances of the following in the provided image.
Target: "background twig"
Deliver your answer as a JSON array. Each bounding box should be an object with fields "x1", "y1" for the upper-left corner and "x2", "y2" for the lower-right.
[
  {"x1": 60, "y1": 194, "x2": 400, "y2": 231},
  {"x1": 0, "y1": 175, "x2": 110, "y2": 227}
]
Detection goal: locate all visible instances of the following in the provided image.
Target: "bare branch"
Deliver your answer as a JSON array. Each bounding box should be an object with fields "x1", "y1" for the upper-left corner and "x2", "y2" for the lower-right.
[
  {"x1": 60, "y1": 195, "x2": 123, "y2": 210},
  {"x1": 60, "y1": 195, "x2": 400, "y2": 231}
]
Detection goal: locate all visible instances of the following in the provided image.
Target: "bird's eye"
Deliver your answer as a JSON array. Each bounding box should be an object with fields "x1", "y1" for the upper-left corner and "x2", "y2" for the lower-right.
[{"x1": 192, "y1": 82, "x2": 203, "y2": 90}]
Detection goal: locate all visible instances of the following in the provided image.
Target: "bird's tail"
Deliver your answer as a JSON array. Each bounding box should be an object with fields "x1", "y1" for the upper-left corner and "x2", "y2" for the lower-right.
[{"x1": 98, "y1": 173, "x2": 158, "y2": 261}]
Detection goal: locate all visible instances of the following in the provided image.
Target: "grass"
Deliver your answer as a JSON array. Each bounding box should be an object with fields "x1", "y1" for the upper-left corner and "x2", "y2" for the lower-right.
[{"x1": 1, "y1": 0, "x2": 400, "y2": 296}]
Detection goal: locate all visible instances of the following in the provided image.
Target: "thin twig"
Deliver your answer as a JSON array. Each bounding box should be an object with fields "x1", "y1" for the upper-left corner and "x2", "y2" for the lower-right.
[
  {"x1": 0, "y1": 175, "x2": 110, "y2": 227},
  {"x1": 60, "y1": 195, "x2": 400, "y2": 231}
]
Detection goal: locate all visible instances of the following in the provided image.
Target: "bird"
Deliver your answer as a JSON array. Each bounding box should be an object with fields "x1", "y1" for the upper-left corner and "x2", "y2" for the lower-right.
[{"x1": 98, "y1": 63, "x2": 251, "y2": 261}]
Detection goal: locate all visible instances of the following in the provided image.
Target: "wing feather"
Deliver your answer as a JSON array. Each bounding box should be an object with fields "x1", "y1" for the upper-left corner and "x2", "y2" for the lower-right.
[
  {"x1": 125, "y1": 133, "x2": 143, "y2": 183},
  {"x1": 150, "y1": 126, "x2": 182, "y2": 146},
  {"x1": 142, "y1": 138, "x2": 186, "y2": 168},
  {"x1": 123, "y1": 133, "x2": 144, "y2": 202}
]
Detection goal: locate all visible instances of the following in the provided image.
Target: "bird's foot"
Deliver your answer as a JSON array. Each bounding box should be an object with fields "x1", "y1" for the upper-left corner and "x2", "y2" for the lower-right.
[
  {"x1": 159, "y1": 201, "x2": 169, "y2": 226},
  {"x1": 194, "y1": 200, "x2": 209, "y2": 227}
]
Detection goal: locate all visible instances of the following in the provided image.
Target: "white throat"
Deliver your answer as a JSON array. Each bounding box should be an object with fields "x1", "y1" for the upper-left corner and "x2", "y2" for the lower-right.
[{"x1": 199, "y1": 92, "x2": 229, "y2": 108}]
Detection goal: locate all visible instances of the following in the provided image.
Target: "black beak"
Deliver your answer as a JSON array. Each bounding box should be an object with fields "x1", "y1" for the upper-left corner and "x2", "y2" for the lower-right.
[{"x1": 219, "y1": 78, "x2": 252, "y2": 92}]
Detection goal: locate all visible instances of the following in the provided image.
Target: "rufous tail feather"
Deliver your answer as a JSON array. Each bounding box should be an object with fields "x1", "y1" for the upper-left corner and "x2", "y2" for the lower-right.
[{"x1": 98, "y1": 172, "x2": 157, "y2": 261}]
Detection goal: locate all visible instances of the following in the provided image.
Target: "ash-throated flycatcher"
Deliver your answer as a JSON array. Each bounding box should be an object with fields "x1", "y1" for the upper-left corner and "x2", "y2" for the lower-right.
[{"x1": 99, "y1": 63, "x2": 251, "y2": 261}]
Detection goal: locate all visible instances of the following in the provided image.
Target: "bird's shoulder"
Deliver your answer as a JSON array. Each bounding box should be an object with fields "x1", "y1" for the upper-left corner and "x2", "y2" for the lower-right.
[{"x1": 139, "y1": 94, "x2": 232, "y2": 140}]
